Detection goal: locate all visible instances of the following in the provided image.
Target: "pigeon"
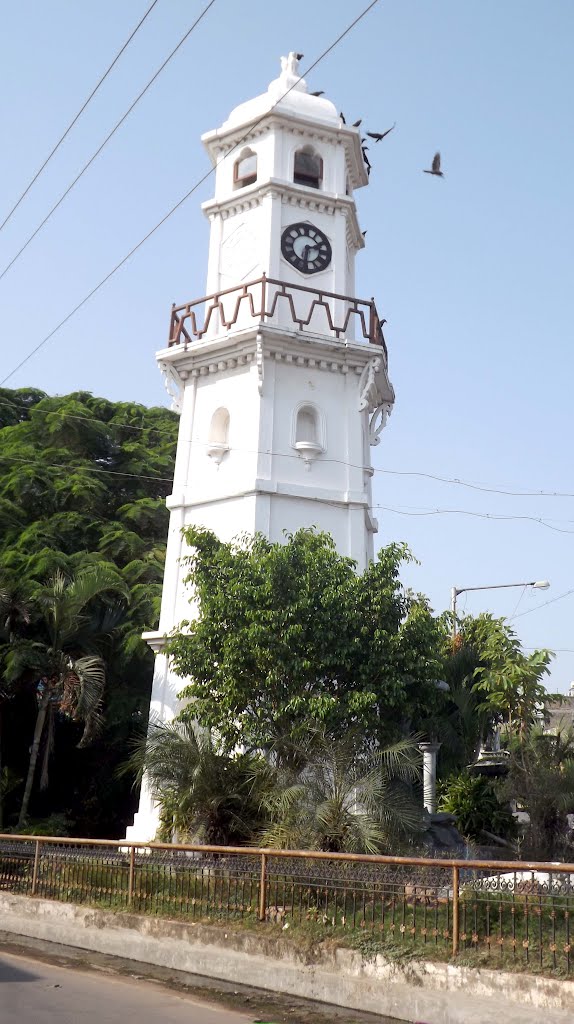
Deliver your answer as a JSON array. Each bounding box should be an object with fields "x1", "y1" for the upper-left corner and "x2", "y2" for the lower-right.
[
  {"x1": 352, "y1": 119, "x2": 362, "y2": 128},
  {"x1": 423, "y1": 151, "x2": 444, "y2": 177},
  {"x1": 366, "y1": 123, "x2": 396, "y2": 143},
  {"x1": 362, "y1": 230, "x2": 367, "y2": 238},
  {"x1": 339, "y1": 111, "x2": 346, "y2": 124},
  {"x1": 295, "y1": 53, "x2": 304, "y2": 60},
  {"x1": 311, "y1": 90, "x2": 325, "y2": 96}
]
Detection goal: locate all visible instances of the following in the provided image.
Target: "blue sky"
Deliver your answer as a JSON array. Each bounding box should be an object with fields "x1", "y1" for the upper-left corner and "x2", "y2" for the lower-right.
[{"x1": 1, "y1": 1, "x2": 572, "y2": 689}]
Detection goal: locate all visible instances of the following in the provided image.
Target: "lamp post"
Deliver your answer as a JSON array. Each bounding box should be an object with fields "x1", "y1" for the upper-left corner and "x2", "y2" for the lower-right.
[{"x1": 450, "y1": 580, "x2": 550, "y2": 635}]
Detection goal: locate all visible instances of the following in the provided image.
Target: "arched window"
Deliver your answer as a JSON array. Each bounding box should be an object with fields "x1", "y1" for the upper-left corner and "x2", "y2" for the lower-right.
[
  {"x1": 293, "y1": 403, "x2": 325, "y2": 468},
  {"x1": 233, "y1": 149, "x2": 257, "y2": 189},
  {"x1": 207, "y1": 407, "x2": 230, "y2": 464},
  {"x1": 293, "y1": 146, "x2": 323, "y2": 189}
]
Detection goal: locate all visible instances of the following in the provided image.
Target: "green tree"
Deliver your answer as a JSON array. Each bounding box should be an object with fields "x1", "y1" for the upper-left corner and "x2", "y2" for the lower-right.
[
  {"x1": 0, "y1": 387, "x2": 178, "y2": 834},
  {"x1": 169, "y1": 528, "x2": 444, "y2": 754},
  {"x1": 499, "y1": 727, "x2": 574, "y2": 859},
  {"x1": 259, "y1": 731, "x2": 423, "y2": 854},
  {"x1": 124, "y1": 719, "x2": 273, "y2": 845},
  {"x1": 5, "y1": 566, "x2": 129, "y2": 826},
  {"x1": 426, "y1": 614, "x2": 553, "y2": 779}
]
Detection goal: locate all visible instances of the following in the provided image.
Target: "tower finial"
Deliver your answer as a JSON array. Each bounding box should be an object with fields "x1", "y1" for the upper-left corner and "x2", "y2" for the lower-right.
[{"x1": 275, "y1": 52, "x2": 307, "y2": 94}]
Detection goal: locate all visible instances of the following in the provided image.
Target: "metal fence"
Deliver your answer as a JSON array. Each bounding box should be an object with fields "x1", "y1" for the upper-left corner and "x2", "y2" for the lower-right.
[{"x1": 2, "y1": 834, "x2": 574, "y2": 974}]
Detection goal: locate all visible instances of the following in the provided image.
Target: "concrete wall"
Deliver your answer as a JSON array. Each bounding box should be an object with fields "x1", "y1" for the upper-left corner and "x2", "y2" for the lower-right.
[{"x1": 1, "y1": 893, "x2": 574, "y2": 1024}]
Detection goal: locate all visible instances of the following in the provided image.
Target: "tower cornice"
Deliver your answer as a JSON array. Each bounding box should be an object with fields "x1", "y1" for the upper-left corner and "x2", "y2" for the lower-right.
[
  {"x1": 157, "y1": 323, "x2": 394, "y2": 411},
  {"x1": 202, "y1": 180, "x2": 364, "y2": 251}
]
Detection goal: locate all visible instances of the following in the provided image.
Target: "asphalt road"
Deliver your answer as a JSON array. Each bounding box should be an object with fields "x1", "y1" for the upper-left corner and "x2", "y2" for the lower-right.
[{"x1": 0, "y1": 951, "x2": 253, "y2": 1024}]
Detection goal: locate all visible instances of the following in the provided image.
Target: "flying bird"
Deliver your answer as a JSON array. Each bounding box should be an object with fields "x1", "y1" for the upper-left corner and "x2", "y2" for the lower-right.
[
  {"x1": 295, "y1": 53, "x2": 304, "y2": 60},
  {"x1": 352, "y1": 119, "x2": 362, "y2": 128},
  {"x1": 362, "y1": 230, "x2": 367, "y2": 238},
  {"x1": 339, "y1": 111, "x2": 346, "y2": 124},
  {"x1": 366, "y1": 123, "x2": 396, "y2": 143},
  {"x1": 423, "y1": 152, "x2": 444, "y2": 177},
  {"x1": 311, "y1": 90, "x2": 325, "y2": 96}
]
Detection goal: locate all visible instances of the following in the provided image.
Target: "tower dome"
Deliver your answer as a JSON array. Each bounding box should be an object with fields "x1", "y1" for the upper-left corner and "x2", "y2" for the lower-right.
[{"x1": 223, "y1": 52, "x2": 340, "y2": 132}]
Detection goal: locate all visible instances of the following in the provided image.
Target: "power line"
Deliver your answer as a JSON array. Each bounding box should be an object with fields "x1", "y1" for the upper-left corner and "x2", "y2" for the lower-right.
[
  {"x1": 372, "y1": 504, "x2": 574, "y2": 535},
  {"x1": 1, "y1": 392, "x2": 574, "y2": 519},
  {"x1": 0, "y1": 0, "x2": 161, "y2": 235},
  {"x1": 0, "y1": 0, "x2": 217, "y2": 285},
  {"x1": 511, "y1": 588, "x2": 574, "y2": 620},
  {"x1": 2, "y1": 394, "x2": 574, "y2": 501},
  {"x1": 1, "y1": 450, "x2": 574, "y2": 538},
  {"x1": 376, "y1": 468, "x2": 574, "y2": 499},
  {"x1": 6, "y1": 389, "x2": 574, "y2": 499},
  {"x1": 0, "y1": 0, "x2": 381, "y2": 387}
]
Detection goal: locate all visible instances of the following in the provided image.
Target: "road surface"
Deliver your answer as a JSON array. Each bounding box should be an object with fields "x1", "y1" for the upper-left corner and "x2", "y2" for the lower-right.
[{"x1": 0, "y1": 950, "x2": 253, "y2": 1024}]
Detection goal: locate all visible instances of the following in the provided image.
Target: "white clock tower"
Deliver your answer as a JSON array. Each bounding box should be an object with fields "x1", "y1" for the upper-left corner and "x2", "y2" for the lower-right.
[{"x1": 126, "y1": 54, "x2": 395, "y2": 840}]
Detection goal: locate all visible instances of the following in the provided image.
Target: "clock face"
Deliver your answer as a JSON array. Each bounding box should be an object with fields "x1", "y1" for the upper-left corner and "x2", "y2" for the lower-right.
[{"x1": 281, "y1": 222, "x2": 332, "y2": 275}]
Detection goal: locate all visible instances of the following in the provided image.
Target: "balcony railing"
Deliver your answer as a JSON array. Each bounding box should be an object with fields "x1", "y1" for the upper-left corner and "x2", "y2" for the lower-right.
[{"x1": 168, "y1": 275, "x2": 387, "y2": 364}]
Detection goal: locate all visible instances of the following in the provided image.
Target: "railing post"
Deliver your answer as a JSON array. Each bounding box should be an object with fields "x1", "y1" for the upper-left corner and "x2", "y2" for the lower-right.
[
  {"x1": 261, "y1": 273, "x2": 267, "y2": 323},
  {"x1": 259, "y1": 852, "x2": 267, "y2": 922},
  {"x1": 31, "y1": 839, "x2": 41, "y2": 896},
  {"x1": 128, "y1": 845, "x2": 136, "y2": 907},
  {"x1": 169, "y1": 302, "x2": 176, "y2": 346},
  {"x1": 452, "y1": 865, "x2": 460, "y2": 957}
]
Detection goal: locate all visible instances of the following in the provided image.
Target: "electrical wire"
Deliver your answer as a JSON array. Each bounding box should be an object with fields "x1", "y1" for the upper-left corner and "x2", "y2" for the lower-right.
[
  {"x1": 0, "y1": 0, "x2": 381, "y2": 387},
  {"x1": 1, "y1": 447, "x2": 574, "y2": 539},
  {"x1": 0, "y1": 0, "x2": 161, "y2": 235},
  {"x1": 0, "y1": 0, "x2": 217, "y2": 285},
  {"x1": 370, "y1": 504, "x2": 574, "y2": 535},
  {"x1": 1, "y1": 394, "x2": 574, "y2": 503},
  {"x1": 511, "y1": 588, "x2": 574, "y2": 620},
  {"x1": 375, "y1": 468, "x2": 574, "y2": 500},
  {"x1": 509, "y1": 585, "x2": 528, "y2": 620}
]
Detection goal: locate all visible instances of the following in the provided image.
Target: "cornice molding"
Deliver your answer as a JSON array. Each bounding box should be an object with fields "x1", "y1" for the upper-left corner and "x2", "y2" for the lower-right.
[
  {"x1": 157, "y1": 326, "x2": 392, "y2": 409},
  {"x1": 202, "y1": 180, "x2": 363, "y2": 251}
]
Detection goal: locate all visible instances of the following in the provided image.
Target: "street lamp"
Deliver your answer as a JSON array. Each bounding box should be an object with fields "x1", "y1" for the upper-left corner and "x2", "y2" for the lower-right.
[{"x1": 450, "y1": 580, "x2": 550, "y2": 632}]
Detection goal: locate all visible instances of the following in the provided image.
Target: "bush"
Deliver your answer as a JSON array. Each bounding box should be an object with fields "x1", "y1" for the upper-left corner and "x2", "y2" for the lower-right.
[{"x1": 438, "y1": 772, "x2": 516, "y2": 844}]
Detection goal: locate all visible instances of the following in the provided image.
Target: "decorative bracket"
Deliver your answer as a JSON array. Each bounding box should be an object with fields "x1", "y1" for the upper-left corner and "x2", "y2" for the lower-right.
[
  {"x1": 159, "y1": 363, "x2": 185, "y2": 414},
  {"x1": 369, "y1": 402, "x2": 393, "y2": 446},
  {"x1": 358, "y1": 357, "x2": 382, "y2": 412}
]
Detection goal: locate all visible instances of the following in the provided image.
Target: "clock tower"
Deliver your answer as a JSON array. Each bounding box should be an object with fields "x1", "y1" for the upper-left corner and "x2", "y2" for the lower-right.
[{"x1": 126, "y1": 53, "x2": 395, "y2": 840}]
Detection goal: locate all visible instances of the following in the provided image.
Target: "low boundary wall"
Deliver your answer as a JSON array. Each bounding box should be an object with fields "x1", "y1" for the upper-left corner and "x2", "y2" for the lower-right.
[{"x1": 1, "y1": 892, "x2": 574, "y2": 1024}]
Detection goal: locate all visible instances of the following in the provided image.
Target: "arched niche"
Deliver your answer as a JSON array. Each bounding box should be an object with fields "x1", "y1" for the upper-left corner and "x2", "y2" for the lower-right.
[
  {"x1": 292, "y1": 402, "x2": 325, "y2": 469},
  {"x1": 207, "y1": 406, "x2": 230, "y2": 464}
]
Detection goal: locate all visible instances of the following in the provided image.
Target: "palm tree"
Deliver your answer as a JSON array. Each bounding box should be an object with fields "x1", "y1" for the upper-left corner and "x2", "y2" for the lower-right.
[
  {"x1": 499, "y1": 725, "x2": 574, "y2": 859},
  {"x1": 0, "y1": 575, "x2": 31, "y2": 827},
  {"x1": 3, "y1": 565, "x2": 128, "y2": 827},
  {"x1": 259, "y1": 732, "x2": 423, "y2": 854},
  {"x1": 123, "y1": 719, "x2": 273, "y2": 844}
]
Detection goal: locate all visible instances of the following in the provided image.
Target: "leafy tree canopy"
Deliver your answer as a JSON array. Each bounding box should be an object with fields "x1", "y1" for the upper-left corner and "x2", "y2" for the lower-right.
[
  {"x1": 0, "y1": 387, "x2": 178, "y2": 836},
  {"x1": 169, "y1": 527, "x2": 445, "y2": 753}
]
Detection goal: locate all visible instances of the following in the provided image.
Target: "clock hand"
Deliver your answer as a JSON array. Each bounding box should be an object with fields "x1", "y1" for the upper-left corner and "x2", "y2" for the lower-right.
[{"x1": 302, "y1": 244, "x2": 311, "y2": 262}]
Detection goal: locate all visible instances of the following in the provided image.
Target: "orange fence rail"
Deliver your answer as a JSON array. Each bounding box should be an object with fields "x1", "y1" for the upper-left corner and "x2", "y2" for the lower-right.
[{"x1": 2, "y1": 833, "x2": 574, "y2": 972}]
